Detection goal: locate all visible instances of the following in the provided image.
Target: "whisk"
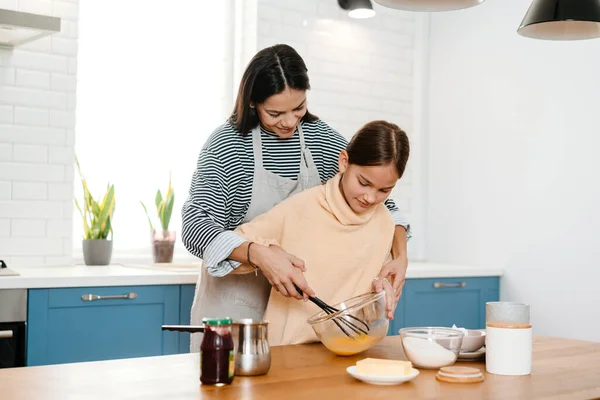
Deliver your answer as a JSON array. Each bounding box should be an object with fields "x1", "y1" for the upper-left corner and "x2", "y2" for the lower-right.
[{"x1": 293, "y1": 284, "x2": 369, "y2": 338}]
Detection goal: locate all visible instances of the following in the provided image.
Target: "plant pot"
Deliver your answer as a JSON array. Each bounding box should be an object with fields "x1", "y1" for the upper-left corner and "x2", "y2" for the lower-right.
[
  {"x1": 82, "y1": 239, "x2": 113, "y2": 266},
  {"x1": 152, "y1": 230, "x2": 176, "y2": 263}
]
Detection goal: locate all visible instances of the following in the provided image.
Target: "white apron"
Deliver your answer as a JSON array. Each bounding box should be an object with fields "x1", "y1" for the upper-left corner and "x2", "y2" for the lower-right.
[{"x1": 189, "y1": 123, "x2": 322, "y2": 352}]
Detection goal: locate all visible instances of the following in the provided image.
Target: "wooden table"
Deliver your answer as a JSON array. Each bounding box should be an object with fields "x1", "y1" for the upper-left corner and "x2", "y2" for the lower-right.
[{"x1": 1, "y1": 336, "x2": 599, "y2": 399}]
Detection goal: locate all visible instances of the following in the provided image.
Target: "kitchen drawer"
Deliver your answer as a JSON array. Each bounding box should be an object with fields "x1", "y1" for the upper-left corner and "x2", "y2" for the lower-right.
[
  {"x1": 27, "y1": 285, "x2": 181, "y2": 366},
  {"x1": 47, "y1": 285, "x2": 174, "y2": 308},
  {"x1": 389, "y1": 277, "x2": 500, "y2": 335}
]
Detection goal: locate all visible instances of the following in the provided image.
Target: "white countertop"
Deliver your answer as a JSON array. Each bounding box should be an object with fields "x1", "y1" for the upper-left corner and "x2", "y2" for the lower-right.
[
  {"x1": 0, "y1": 264, "x2": 201, "y2": 289},
  {"x1": 406, "y1": 262, "x2": 504, "y2": 279},
  {"x1": 0, "y1": 261, "x2": 502, "y2": 289}
]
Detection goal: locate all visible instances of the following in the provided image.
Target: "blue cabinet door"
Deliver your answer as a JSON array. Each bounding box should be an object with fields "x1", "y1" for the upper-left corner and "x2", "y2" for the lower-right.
[
  {"x1": 179, "y1": 284, "x2": 196, "y2": 353},
  {"x1": 389, "y1": 277, "x2": 500, "y2": 335},
  {"x1": 27, "y1": 285, "x2": 180, "y2": 366}
]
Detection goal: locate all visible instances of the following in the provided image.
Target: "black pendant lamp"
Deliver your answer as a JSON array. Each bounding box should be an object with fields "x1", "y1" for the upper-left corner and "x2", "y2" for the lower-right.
[
  {"x1": 373, "y1": 0, "x2": 485, "y2": 12},
  {"x1": 518, "y1": 0, "x2": 600, "y2": 40},
  {"x1": 338, "y1": 0, "x2": 376, "y2": 19}
]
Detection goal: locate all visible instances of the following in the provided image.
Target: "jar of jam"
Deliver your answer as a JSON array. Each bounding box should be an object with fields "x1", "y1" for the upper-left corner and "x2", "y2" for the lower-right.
[{"x1": 200, "y1": 317, "x2": 234, "y2": 385}]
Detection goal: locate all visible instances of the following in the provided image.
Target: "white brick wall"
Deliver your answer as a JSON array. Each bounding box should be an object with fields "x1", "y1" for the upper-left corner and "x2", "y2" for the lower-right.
[
  {"x1": 13, "y1": 143, "x2": 48, "y2": 162},
  {"x1": 257, "y1": 0, "x2": 425, "y2": 259},
  {"x1": 0, "y1": 0, "x2": 78, "y2": 267},
  {"x1": 12, "y1": 182, "x2": 47, "y2": 200}
]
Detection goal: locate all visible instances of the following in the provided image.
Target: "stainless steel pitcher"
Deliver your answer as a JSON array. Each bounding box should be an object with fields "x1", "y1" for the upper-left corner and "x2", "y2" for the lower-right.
[{"x1": 232, "y1": 319, "x2": 270, "y2": 376}]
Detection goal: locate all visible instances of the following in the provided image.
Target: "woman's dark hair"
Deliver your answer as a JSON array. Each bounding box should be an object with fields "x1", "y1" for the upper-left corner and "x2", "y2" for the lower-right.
[
  {"x1": 346, "y1": 121, "x2": 410, "y2": 179},
  {"x1": 230, "y1": 44, "x2": 318, "y2": 135}
]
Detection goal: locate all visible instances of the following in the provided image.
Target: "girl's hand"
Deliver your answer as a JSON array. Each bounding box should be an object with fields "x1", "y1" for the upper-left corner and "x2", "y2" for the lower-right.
[
  {"x1": 251, "y1": 244, "x2": 315, "y2": 301},
  {"x1": 372, "y1": 257, "x2": 408, "y2": 319}
]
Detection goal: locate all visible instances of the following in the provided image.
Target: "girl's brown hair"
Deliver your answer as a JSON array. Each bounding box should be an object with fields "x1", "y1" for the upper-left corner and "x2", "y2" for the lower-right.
[
  {"x1": 346, "y1": 120, "x2": 410, "y2": 178},
  {"x1": 230, "y1": 44, "x2": 318, "y2": 135}
]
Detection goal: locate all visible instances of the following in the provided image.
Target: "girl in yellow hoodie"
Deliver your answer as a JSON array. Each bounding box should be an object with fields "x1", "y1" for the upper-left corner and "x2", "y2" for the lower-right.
[{"x1": 232, "y1": 120, "x2": 410, "y2": 345}]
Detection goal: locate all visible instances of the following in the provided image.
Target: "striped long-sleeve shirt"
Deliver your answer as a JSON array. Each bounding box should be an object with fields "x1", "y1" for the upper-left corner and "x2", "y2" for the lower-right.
[{"x1": 181, "y1": 119, "x2": 410, "y2": 277}]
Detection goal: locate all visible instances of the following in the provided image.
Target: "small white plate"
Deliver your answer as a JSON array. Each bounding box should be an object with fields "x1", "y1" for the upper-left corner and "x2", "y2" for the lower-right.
[
  {"x1": 346, "y1": 366, "x2": 420, "y2": 385},
  {"x1": 458, "y1": 347, "x2": 486, "y2": 361}
]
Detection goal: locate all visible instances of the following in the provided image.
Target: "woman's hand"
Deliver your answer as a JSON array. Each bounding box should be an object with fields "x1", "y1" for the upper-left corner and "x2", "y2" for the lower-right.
[
  {"x1": 250, "y1": 244, "x2": 315, "y2": 301},
  {"x1": 372, "y1": 257, "x2": 408, "y2": 319}
]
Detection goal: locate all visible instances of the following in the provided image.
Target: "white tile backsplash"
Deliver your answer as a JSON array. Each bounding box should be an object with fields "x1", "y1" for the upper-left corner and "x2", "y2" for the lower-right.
[
  {"x1": 52, "y1": 1, "x2": 78, "y2": 20},
  {"x1": 14, "y1": 107, "x2": 50, "y2": 127},
  {"x1": 0, "y1": 0, "x2": 17, "y2": 9},
  {"x1": 49, "y1": 109, "x2": 74, "y2": 128},
  {"x1": 0, "y1": 0, "x2": 78, "y2": 267},
  {"x1": 15, "y1": 69, "x2": 51, "y2": 89},
  {"x1": 47, "y1": 182, "x2": 72, "y2": 200},
  {"x1": 19, "y1": 36, "x2": 52, "y2": 53},
  {"x1": 51, "y1": 73, "x2": 76, "y2": 92},
  {"x1": 0, "y1": 182, "x2": 11, "y2": 200},
  {"x1": 60, "y1": 20, "x2": 78, "y2": 38},
  {"x1": 5, "y1": 256, "x2": 44, "y2": 265},
  {"x1": 0, "y1": 143, "x2": 12, "y2": 161},
  {"x1": 0, "y1": 105, "x2": 13, "y2": 123},
  {"x1": 0, "y1": 67, "x2": 16, "y2": 85},
  {"x1": 12, "y1": 182, "x2": 48, "y2": 200},
  {"x1": 0, "y1": 162, "x2": 64, "y2": 181},
  {"x1": 0, "y1": 125, "x2": 67, "y2": 145},
  {"x1": 43, "y1": 255, "x2": 72, "y2": 265},
  {"x1": 0, "y1": 200, "x2": 64, "y2": 218},
  {"x1": 0, "y1": 237, "x2": 63, "y2": 256},
  {"x1": 51, "y1": 37, "x2": 78, "y2": 56},
  {"x1": 11, "y1": 218, "x2": 46, "y2": 237},
  {"x1": 68, "y1": 57, "x2": 77, "y2": 74},
  {"x1": 17, "y1": 0, "x2": 53, "y2": 15},
  {"x1": 5, "y1": 51, "x2": 70, "y2": 73},
  {"x1": 48, "y1": 146, "x2": 74, "y2": 164},
  {"x1": 0, "y1": 218, "x2": 9, "y2": 236},
  {"x1": 46, "y1": 218, "x2": 71, "y2": 238}
]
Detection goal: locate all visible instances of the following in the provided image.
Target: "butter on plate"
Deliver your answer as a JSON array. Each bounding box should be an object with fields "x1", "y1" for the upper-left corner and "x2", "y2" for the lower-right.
[{"x1": 356, "y1": 358, "x2": 413, "y2": 376}]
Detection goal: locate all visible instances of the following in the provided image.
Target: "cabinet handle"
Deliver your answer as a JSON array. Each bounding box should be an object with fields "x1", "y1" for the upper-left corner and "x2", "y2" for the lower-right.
[
  {"x1": 0, "y1": 330, "x2": 13, "y2": 339},
  {"x1": 433, "y1": 282, "x2": 466, "y2": 289},
  {"x1": 81, "y1": 292, "x2": 138, "y2": 301}
]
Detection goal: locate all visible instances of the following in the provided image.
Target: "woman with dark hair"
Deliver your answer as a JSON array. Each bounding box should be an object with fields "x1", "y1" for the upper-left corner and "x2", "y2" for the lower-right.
[{"x1": 182, "y1": 45, "x2": 410, "y2": 351}]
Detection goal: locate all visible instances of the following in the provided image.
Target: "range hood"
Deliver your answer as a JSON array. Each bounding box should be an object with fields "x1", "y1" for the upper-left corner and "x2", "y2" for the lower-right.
[{"x1": 0, "y1": 8, "x2": 61, "y2": 49}]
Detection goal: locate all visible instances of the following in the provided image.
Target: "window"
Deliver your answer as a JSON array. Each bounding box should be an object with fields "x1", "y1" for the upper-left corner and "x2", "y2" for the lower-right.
[{"x1": 75, "y1": 1, "x2": 237, "y2": 260}]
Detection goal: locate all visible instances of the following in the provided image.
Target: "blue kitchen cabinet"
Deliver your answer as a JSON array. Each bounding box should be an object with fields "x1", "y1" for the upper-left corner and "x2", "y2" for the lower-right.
[
  {"x1": 27, "y1": 285, "x2": 181, "y2": 366},
  {"x1": 388, "y1": 277, "x2": 500, "y2": 335},
  {"x1": 178, "y1": 284, "x2": 196, "y2": 353}
]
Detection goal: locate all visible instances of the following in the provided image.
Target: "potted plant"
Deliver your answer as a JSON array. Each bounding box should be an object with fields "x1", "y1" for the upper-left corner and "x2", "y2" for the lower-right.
[
  {"x1": 74, "y1": 158, "x2": 115, "y2": 266},
  {"x1": 141, "y1": 178, "x2": 175, "y2": 263}
]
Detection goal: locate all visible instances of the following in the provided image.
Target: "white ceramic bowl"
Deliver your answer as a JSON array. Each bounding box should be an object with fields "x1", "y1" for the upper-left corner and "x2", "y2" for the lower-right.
[{"x1": 399, "y1": 327, "x2": 464, "y2": 369}]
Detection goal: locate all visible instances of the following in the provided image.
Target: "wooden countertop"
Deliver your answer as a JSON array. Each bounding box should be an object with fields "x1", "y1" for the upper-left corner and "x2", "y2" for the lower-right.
[{"x1": 1, "y1": 336, "x2": 599, "y2": 399}]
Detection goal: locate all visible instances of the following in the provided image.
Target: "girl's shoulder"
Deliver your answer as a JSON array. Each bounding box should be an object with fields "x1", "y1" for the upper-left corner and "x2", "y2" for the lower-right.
[{"x1": 374, "y1": 202, "x2": 396, "y2": 228}]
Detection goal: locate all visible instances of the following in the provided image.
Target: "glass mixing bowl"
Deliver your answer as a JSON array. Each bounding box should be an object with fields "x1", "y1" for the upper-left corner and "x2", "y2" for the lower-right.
[
  {"x1": 399, "y1": 327, "x2": 465, "y2": 369},
  {"x1": 307, "y1": 291, "x2": 388, "y2": 356}
]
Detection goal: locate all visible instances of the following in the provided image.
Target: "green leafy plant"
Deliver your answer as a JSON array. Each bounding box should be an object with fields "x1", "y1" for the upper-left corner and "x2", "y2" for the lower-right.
[
  {"x1": 141, "y1": 177, "x2": 174, "y2": 233},
  {"x1": 74, "y1": 157, "x2": 115, "y2": 240}
]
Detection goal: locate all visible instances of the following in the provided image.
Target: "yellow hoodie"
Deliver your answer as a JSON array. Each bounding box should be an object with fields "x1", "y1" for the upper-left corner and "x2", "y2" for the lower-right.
[{"x1": 234, "y1": 173, "x2": 395, "y2": 345}]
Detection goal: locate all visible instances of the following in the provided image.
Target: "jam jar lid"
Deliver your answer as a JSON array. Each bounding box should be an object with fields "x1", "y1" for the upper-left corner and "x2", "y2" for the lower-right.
[{"x1": 202, "y1": 317, "x2": 233, "y2": 326}]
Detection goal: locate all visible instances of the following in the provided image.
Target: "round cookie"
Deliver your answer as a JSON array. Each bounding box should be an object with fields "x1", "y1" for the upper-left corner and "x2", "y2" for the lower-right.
[{"x1": 436, "y1": 366, "x2": 484, "y2": 383}]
